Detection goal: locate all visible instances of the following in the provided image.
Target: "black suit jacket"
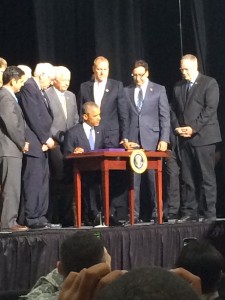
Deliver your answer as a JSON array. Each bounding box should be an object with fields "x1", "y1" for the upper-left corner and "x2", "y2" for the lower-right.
[
  {"x1": 64, "y1": 123, "x2": 109, "y2": 156},
  {"x1": 19, "y1": 78, "x2": 53, "y2": 157},
  {"x1": 78, "y1": 78, "x2": 129, "y2": 147},
  {"x1": 171, "y1": 73, "x2": 221, "y2": 146}
]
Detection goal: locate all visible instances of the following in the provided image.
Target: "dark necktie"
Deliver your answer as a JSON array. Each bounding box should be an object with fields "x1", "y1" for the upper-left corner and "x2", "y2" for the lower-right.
[
  {"x1": 137, "y1": 87, "x2": 143, "y2": 112},
  {"x1": 89, "y1": 127, "x2": 95, "y2": 150},
  {"x1": 41, "y1": 89, "x2": 49, "y2": 108},
  {"x1": 185, "y1": 81, "x2": 192, "y2": 100}
]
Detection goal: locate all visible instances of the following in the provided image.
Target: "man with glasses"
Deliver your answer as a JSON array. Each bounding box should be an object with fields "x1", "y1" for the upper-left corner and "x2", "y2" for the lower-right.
[
  {"x1": 124, "y1": 60, "x2": 170, "y2": 223},
  {"x1": 18, "y1": 63, "x2": 56, "y2": 229},
  {"x1": 171, "y1": 54, "x2": 221, "y2": 223}
]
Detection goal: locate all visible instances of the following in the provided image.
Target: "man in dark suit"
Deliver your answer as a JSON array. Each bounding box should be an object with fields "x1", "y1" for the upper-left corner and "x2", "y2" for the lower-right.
[
  {"x1": 64, "y1": 102, "x2": 109, "y2": 225},
  {"x1": 78, "y1": 56, "x2": 130, "y2": 222},
  {"x1": 46, "y1": 66, "x2": 79, "y2": 226},
  {"x1": 0, "y1": 66, "x2": 29, "y2": 231},
  {"x1": 171, "y1": 54, "x2": 221, "y2": 222},
  {"x1": 19, "y1": 63, "x2": 56, "y2": 229},
  {"x1": 124, "y1": 60, "x2": 170, "y2": 223}
]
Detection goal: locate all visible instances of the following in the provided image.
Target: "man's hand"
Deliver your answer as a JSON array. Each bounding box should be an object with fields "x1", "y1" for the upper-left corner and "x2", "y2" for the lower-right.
[
  {"x1": 23, "y1": 142, "x2": 30, "y2": 153},
  {"x1": 46, "y1": 137, "x2": 55, "y2": 149},
  {"x1": 73, "y1": 147, "x2": 84, "y2": 154},
  {"x1": 58, "y1": 263, "x2": 126, "y2": 300},
  {"x1": 170, "y1": 267, "x2": 202, "y2": 296},
  {"x1": 122, "y1": 141, "x2": 140, "y2": 150},
  {"x1": 42, "y1": 144, "x2": 49, "y2": 152},
  {"x1": 157, "y1": 141, "x2": 168, "y2": 151},
  {"x1": 175, "y1": 126, "x2": 193, "y2": 137}
]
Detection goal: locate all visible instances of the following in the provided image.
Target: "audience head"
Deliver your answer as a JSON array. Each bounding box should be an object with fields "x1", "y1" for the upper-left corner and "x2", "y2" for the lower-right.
[
  {"x1": 3, "y1": 66, "x2": 25, "y2": 93},
  {"x1": 93, "y1": 56, "x2": 109, "y2": 82},
  {"x1": 53, "y1": 66, "x2": 71, "y2": 92},
  {"x1": 175, "y1": 240, "x2": 224, "y2": 294},
  {"x1": 34, "y1": 62, "x2": 55, "y2": 90},
  {"x1": 0, "y1": 57, "x2": 7, "y2": 87},
  {"x1": 180, "y1": 54, "x2": 198, "y2": 82},
  {"x1": 17, "y1": 65, "x2": 32, "y2": 81},
  {"x1": 96, "y1": 266, "x2": 200, "y2": 300},
  {"x1": 132, "y1": 59, "x2": 149, "y2": 87},
  {"x1": 58, "y1": 231, "x2": 110, "y2": 278},
  {"x1": 82, "y1": 101, "x2": 101, "y2": 127}
]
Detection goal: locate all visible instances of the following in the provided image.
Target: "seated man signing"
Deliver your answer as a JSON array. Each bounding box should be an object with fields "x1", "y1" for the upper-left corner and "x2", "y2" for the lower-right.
[{"x1": 64, "y1": 102, "x2": 109, "y2": 225}]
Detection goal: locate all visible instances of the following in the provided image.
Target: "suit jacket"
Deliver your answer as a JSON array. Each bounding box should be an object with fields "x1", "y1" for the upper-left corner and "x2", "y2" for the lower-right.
[
  {"x1": 171, "y1": 73, "x2": 222, "y2": 146},
  {"x1": 0, "y1": 87, "x2": 25, "y2": 158},
  {"x1": 64, "y1": 123, "x2": 108, "y2": 156},
  {"x1": 124, "y1": 81, "x2": 170, "y2": 150},
  {"x1": 19, "y1": 77, "x2": 53, "y2": 157},
  {"x1": 78, "y1": 78, "x2": 129, "y2": 147},
  {"x1": 46, "y1": 86, "x2": 79, "y2": 144}
]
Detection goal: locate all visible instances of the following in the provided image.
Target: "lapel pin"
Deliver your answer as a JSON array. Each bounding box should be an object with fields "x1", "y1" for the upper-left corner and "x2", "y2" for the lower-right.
[
  {"x1": 105, "y1": 89, "x2": 109, "y2": 92},
  {"x1": 150, "y1": 88, "x2": 153, "y2": 91}
]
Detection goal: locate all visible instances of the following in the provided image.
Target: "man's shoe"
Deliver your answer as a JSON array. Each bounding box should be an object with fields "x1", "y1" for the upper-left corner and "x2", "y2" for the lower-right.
[
  {"x1": 167, "y1": 214, "x2": 178, "y2": 224},
  {"x1": 199, "y1": 216, "x2": 216, "y2": 223},
  {"x1": 177, "y1": 215, "x2": 197, "y2": 224},
  {"x1": 10, "y1": 224, "x2": 29, "y2": 232},
  {"x1": 109, "y1": 215, "x2": 125, "y2": 226},
  {"x1": 45, "y1": 223, "x2": 62, "y2": 229}
]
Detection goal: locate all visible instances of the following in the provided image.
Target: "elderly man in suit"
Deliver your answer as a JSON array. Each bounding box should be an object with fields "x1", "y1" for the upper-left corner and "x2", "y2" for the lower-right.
[
  {"x1": 78, "y1": 56, "x2": 130, "y2": 223},
  {"x1": 125, "y1": 60, "x2": 170, "y2": 223},
  {"x1": 171, "y1": 54, "x2": 221, "y2": 223},
  {"x1": 46, "y1": 66, "x2": 79, "y2": 226},
  {"x1": 0, "y1": 66, "x2": 29, "y2": 231},
  {"x1": 19, "y1": 63, "x2": 56, "y2": 229},
  {"x1": 64, "y1": 102, "x2": 109, "y2": 225}
]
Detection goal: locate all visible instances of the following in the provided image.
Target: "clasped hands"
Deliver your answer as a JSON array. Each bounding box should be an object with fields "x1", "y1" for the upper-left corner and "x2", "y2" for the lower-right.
[
  {"x1": 175, "y1": 126, "x2": 193, "y2": 137},
  {"x1": 42, "y1": 137, "x2": 57, "y2": 152}
]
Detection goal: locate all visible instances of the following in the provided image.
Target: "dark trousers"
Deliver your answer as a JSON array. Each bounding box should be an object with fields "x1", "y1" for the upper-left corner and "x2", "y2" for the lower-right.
[
  {"x1": 134, "y1": 170, "x2": 156, "y2": 220},
  {"x1": 48, "y1": 146, "x2": 74, "y2": 226},
  {"x1": 20, "y1": 154, "x2": 49, "y2": 226},
  {"x1": 164, "y1": 148, "x2": 181, "y2": 217},
  {"x1": 180, "y1": 141, "x2": 217, "y2": 218}
]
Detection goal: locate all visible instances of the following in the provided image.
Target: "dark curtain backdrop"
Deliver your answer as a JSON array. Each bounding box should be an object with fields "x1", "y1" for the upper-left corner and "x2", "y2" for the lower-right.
[{"x1": 0, "y1": 0, "x2": 225, "y2": 212}]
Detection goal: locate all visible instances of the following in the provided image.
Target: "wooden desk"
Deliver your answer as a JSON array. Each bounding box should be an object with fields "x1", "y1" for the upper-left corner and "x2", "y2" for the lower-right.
[{"x1": 67, "y1": 150, "x2": 170, "y2": 227}]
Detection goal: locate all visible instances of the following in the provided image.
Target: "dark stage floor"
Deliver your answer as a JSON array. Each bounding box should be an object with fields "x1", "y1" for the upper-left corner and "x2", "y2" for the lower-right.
[{"x1": 1, "y1": 220, "x2": 225, "y2": 295}]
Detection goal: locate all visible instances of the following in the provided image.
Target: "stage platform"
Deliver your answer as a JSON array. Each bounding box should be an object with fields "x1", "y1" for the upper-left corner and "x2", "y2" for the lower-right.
[{"x1": 1, "y1": 220, "x2": 225, "y2": 295}]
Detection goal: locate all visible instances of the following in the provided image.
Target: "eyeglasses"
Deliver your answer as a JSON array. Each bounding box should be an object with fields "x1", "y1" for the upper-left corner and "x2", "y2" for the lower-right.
[{"x1": 131, "y1": 71, "x2": 147, "y2": 78}]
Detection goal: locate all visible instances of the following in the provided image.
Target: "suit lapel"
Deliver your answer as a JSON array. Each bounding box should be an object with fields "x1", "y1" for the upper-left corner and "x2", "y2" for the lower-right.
[
  {"x1": 88, "y1": 81, "x2": 95, "y2": 102},
  {"x1": 100, "y1": 79, "x2": 111, "y2": 110},
  {"x1": 80, "y1": 125, "x2": 91, "y2": 150},
  {"x1": 129, "y1": 85, "x2": 138, "y2": 113}
]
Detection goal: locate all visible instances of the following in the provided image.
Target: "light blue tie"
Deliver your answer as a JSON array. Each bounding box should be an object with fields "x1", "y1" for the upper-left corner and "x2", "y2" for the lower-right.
[{"x1": 89, "y1": 128, "x2": 95, "y2": 150}]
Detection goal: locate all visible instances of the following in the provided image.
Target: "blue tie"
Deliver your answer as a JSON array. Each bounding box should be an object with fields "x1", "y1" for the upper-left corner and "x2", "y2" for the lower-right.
[
  {"x1": 137, "y1": 87, "x2": 143, "y2": 112},
  {"x1": 89, "y1": 128, "x2": 95, "y2": 150}
]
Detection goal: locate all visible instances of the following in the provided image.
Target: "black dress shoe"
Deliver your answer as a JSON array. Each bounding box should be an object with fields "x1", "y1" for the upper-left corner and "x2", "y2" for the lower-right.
[
  {"x1": 109, "y1": 215, "x2": 125, "y2": 226},
  {"x1": 177, "y1": 216, "x2": 197, "y2": 224}
]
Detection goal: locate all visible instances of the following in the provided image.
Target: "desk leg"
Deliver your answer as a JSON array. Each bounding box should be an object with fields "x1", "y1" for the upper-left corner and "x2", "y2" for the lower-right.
[
  {"x1": 155, "y1": 159, "x2": 163, "y2": 224},
  {"x1": 74, "y1": 169, "x2": 82, "y2": 228},
  {"x1": 102, "y1": 168, "x2": 110, "y2": 226},
  {"x1": 129, "y1": 171, "x2": 134, "y2": 225}
]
